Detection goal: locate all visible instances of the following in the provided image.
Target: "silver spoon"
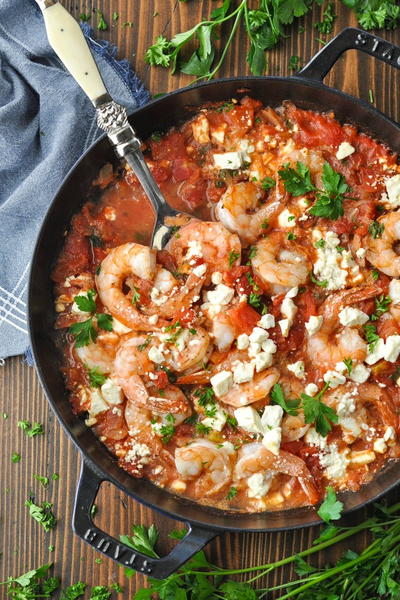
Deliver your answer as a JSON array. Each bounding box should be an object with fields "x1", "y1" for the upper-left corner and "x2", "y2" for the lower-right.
[{"x1": 36, "y1": 0, "x2": 187, "y2": 250}]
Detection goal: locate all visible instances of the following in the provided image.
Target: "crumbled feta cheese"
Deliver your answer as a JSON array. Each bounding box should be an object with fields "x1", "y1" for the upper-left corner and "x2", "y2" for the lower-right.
[
  {"x1": 373, "y1": 438, "x2": 387, "y2": 454},
  {"x1": 211, "y1": 127, "x2": 226, "y2": 144},
  {"x1": 285, "y1": 287, "x2": 299, "y2": 299},
  {"x1": 253, "y1": 351, "x2": 273, "y2": 372},
  {"x1": 349, "y1": 363, "x2": 370, "y2": 384},
  {"x1": 323, "y1": 370, "x2": 346, "y2": 388},
  {"x1": 261, "y1": 405, "x2": 284, "y2": 429},
  {"x1": 148, "y1": 346, "x2": 165, "y2": 364},
  {"x1": 287, "y1": 360, "x2": 305, "y2": 379},
  {"x1": 101, "y1": 379, "x2": 123, "y2": 405},
  {"x1": 237, "y1": 333, "x2": 250, "y2": 350},
  {"x1": 258, "y1": 313, "x2": 275, "y2": 329},
  {"x1": 249, "y1": 327, "x2": 269, "y2": 344},
  {"x1": 210, "y1": 370, "x2": 233, "y2": 397},
  {"x1": 148, "y1": 315, "x2": 159, "y2": 326},
  {"x1": 201, "y1": 406, "x2": 227, "y2": 432},
  {"x1": 356, "y1": 248, "x2": 366, "y2": 260},
  {"x1": 248, "y1": 342, "x2": 262, "y2": 357},
  {"x1": 207, "y1": 284, "x2": 235, "y2": 306},
  {"x1": 365, "y1": 337, "x2": 386, "y2": 365},
  {"x1": 247, "y1": 472, "x2": 273, "y2": 498},
  {"x1": 304, "y1": 383, "x2": 318, "y2": 396},
  {"x1": 89, "y1": 389, "x2": 108, "y2": 416},
  {"x1": 186, "y1": 240, "x2": 203, "y2": 260},
  {"x1": 150, "y1": 287, "x2": 169, "y2": 306},
  {"x1": 336, "y1": 392, "x2": 356, "y2": 416},
  {"x1": 262, "y1": 428, "x2": 281, "y2": 455},
  {"x1": 305, "y1": 427, "x2": 328, "y2": 450},
  {"x1": 384, "y1": 334, "x2": 400, "y2": 362},
  {"x1": 278, "y1": 319, "x2": 290, "y2": 337},
  {"x1": 125, "y1": 442, "x2": 151, "y2": 465},
  {"x1": 338, "y1": 307, "x2": 369, "y2": 327},
  {"x1": 281, "y1": 297, "x2": 297, "y2": 321},
  {"x1": 336, "y1": 141, "x2": 355, "y2": 160},
  {"x1": 193, "y1": 263, "x2": 207, "y2": 278},
  {"x1": 389, "y1": 279, "x2": 400, "y2": 304},
  {"x1": 319, "y1": 444, "x2": 349, "y2": 479},
  {"x1": 261, "y1": 339, "x2": 277, "y2": 354},
  {"x1": 305, "y1": 315, "x2": 323, "y2": 336},
  {"x1": 211, "y1": 271, "x2": 223, "y2": 285},
  {"x1": 350, "y1": 450, "x2": 376, "y2": 464},
  {"x1": 313, "y1": 231, "x2": 348, "y2": 290},
  {"x1": 384, "y1": 426, "x2": 396, "y2": 441},
  {"x1": 112, "y1": 318, "x2": 132, "y2": 333},
  {"x1": 192, "y1": 115, "x2": 210, "y2": 143},
  {"x1": 214, "y1": 151, "x2": 243, "y2": 170},
  {"x1": 339, "y1": 416, "x2": 361, "y2": 440},
  {"x1": 175, "y1": 329, "x2": 190, "y2": 352},
  {"x1": 234, "y1": 406, "x2": 263, "y2": 435},
  {"x1": 233, "y1": 361, "x2": 255, "y2": 384},
  {"x1": 383, "y1": 174, "x2": 400, "y2": 208},
  {"x1": 278, "y1": 209, "x2": 296, "y2": 228}
]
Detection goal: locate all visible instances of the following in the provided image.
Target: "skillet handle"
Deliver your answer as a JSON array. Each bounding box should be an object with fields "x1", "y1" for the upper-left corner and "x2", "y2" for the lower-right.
[
  {"x1": 72, "y1": 461, "x2": 217, "y2": 579},
  {"x1": 298, "y1": 27, "x2": 400, "y2": 81}
]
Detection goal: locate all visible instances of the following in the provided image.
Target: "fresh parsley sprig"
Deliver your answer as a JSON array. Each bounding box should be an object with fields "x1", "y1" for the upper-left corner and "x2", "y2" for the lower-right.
[
  {"x1": 309, "y1": 162, "x2": 349, "y2": 220},
  {"x1": 68, "y1": 291, "x2": 113, "y2": 347},
  {"x1": 25, "y1": 499, "x2": 57, "y2": 532},
  {"x1": 270, "y1": 383, "x2": 300, "y2": 416},
  {"x1": 301, "y1": 383, "x2": 338, "y2": 436},
  {"x1": 278, "y1": 161, "x2": 315, "y2": 196}
]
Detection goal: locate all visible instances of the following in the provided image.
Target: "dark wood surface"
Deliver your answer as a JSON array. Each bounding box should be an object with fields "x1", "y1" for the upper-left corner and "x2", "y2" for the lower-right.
[{"x1": 2, "y1": 0, "x2": 400, "y2": 595}]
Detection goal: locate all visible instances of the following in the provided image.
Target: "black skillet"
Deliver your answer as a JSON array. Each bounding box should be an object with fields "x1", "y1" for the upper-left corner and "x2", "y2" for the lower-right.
[{"x1": 29, "y1": 27, "x2": 400, "y2": 578}]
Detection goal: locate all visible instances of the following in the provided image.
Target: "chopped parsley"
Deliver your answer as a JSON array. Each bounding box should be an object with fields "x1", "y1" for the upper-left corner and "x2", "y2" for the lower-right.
[
  {"x1": 309, "y1": 162, "x2": 348, "y2": 220},
  {"x1": 246, "y1": 272, "x2": 259, "y2": 291},
  {"x1": 69, "y1": 292, "x2": 113, "y2": 346},
  {"x1": 189, "y1": 328, "x2": 197, "y2": 335},
  {"x1": 34, "y1": 474, "x2": 49, "y2": 488},
  {"x1": 248, "y1": 292, "x2": 262, "y2": 309},
  {"x1": 372, "y1": 269, "x2": 380, "y2": 281},
  {"x1": 227, "y1": 487, "x2": 238, "y2": 499},
  {"x1": 310, "y1": 272, "x2": 328, "y2": 288},
  {"x1": 278, "y1": 161, "x2": 315, "y2": 196},
  {"x1": 315, "y1": 239, "x2": 326, "y2": 249},
  {"x1": 343, "y1": 357, "x2": 353, "y2": 374},
  {"x1": 226, "y1": 415, "x2": 238, "y2": 429},
  {"x1": 301, "y1": 383, "x2": 338, "y2": 437},
  {"x1": 287, "y1": 232, "x2": 297, "y2": 240},
  {"x1": 195, "y1": 422, "x2": 212, "y2": 435},
  {"x1": 12, "y1": 452, "x2": 21, "y2": 463},
  {"x1": 363, "y1": 323, "x2": 380, "y2": 351},
  {"x1": 289, "y1": 55, "x2": 301, "y2": 71},
  {"x1": 247, "y1": 246, "x2": 257, "y2": 261},
  {"x1": 368, "y1": 221, "x2": 385, "y2": 239},
  {"x1": 131, "y1": 287, "x2": 141, "y2": 304},
  {"x1": 216, "y1": 101, "x2": 234, "y2": 112},
  {"x1": 159, "y1": 414, "x2": 176, "y2": 444},
  {"x1": 88, "y1": 367, "x2": 107, "y2": 388},
  {"x1": 228, "y1": 249, "x2": 240, "y2": 267},
  {"x1": 26, "y1": 499, "x2": 57, "y2": 532},
  {"x1": 97, "y1": 11, "x2": 108, "y2": 30},
  {"x1": 261, "y1": 176, "x2": 276, "y2": 190},
  {"x1": 371, "y1": 294, "x2": 391, "y2": 321},
  {"x1": 137, "y1": 336, "x2": 152, "y2": 351},
  {"x1": 270, "y1": 383, "x2": 300, "y2": 416},
  {"x1": 315, "y1": 2, "x2": 336, "y2": 34},
  {"x1": 195, "y1": 386, "x2": 215, "y2": 407},
  {"x1": 18, "y1": 421, "x2": 45, "y2": 437}
]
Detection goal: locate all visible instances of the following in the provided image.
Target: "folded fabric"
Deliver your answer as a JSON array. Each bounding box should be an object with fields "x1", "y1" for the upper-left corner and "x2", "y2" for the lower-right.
[{"x1": 0, "y1": 0, "x2": 150, "y2": 360}]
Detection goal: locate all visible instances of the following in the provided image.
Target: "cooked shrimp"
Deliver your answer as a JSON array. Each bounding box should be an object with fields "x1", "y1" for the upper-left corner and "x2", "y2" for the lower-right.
[
  {"x1": 75, "y1": 331, "x2": 119, "y2": 373},
  {"x1": 163, "y1": 326, "x2": 211, "y2": 372},
  {"x1": 251, "y1": 232, "x2": 310, "y2": 294},
  {"x1": 357, "y1": 383, "x2": 398, "y2": 431},
  {"x1": 366, "y1": 211, "x2": 400, "y2": 276},
  {"x1": 175, "y1": 439, "x2": 233, "y2": 497},
  {"x1": 281, "y1": 414, "x2": 310, "y2": 442},
  {"x1": 307, "y1": 285, "x2": 381, "y2": 370},
  {"x1": 215, "y1": 182, "x2": 281, "y2": 244},
  {"x1": 167, "y1": 220, "x2": 241, "y2": 274},
  {"x1": 218, "y1": 368, "x2": 280, "y2": 408},
  {"x1": 96, "y1": 243, "x2": 166, "y2": 331},
  {"x1": 234, "y1": 443, "x2": 318, "y2": 504}
]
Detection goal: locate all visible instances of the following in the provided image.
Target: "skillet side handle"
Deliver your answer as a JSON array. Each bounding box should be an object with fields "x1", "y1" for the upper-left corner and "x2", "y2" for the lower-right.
[
  {"x1": 298, "y1": 27, "x2": 400, "y2": 81},
  {"x1": 72, "y1": 461, "x2": 217, "y2": 579}
]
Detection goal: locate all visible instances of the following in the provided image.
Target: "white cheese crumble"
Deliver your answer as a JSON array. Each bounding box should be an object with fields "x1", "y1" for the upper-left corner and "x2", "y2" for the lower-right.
[
  {"x1": 305, "y1": 315, "x2": 323, "y2": 336},
  {"x1": 207, "y1": 284, "x2": 235, "y2": 306},
  {"x1": 323, "y1": 370, "x2": 346, "y2": 388},
  {"x1": 365, "y1": 337, "x2": 386, "y2": 365},
  {"x1": 304, "y1": 383, "x2": 318, "y2": 396},
  {"x1": 101, "y1": 379, "x2": 123, "y2": 405},
  {"x1": 249, "y1": 327, "x2": 269, "y2": 344},
  {"x1": 201, "y1": 405, "x2": 227, "y2": 432},
  {"x1": 336, "y1": 141, "x2": 355, "y2": 160},
  {"x1": 313, "y1": 231, "x2": 348, "y2": 290},
  {"x1": 319, "y1": 444, "x2": 349, "y2": 479},
  {"x1": 349, "y1": 363, "x2": 370, "y2": 383},
  {"x1": 211, "y1": 271, "x2": 223, "y2": 285},
  {"x1": 254, "y1": 351, "x2": 273, "y2": 372},
  {"x1": 262, "y1": 428, "x2": 281, "y2": 455},
  {"x1": 148, "y1": 346, "x2": 164, "y2": 364},
  {"x1": 356, "y1": 248, "x2": 366, "y2": 260},
  {"x1": 336, "y1": 392, "x2": 356, "y2": 417},
  {"x1": 234, "y1": 406, "x2": 263, "y2": 435},
  {"x1": 338, "y1": 307, "x2": 369, "y2": 327},
  {"x1": 281, "y1": 297, "x2": 297, "y2": 321},
  {"x1": 305, "y1": 427, "x2": 328, "y2": 450},
  {"x1": 382, "y1": 174, "x2": 400, "y2": 209},
  {"x1": 193, "y1": 263, "x2": 207, "y2": 278},
  {"x1": 237, "y1": 333, "x2": 250, "y2": 350},
  {"x1": 261, "y1": 405, "x2": 284, "y2": 429},
  {"x1": 278, "y1": 319, "x2": 290, "y2": 337},
  {"x1": 373, "y1": 438, "x2": 387, "y2": 454},
  {"x1": 186, "y1": 240, "x2": 203, "y2": 260},
  {"x1": 233, "y1": 361, "x2": 255, "y2": 384},
  {"x1": 383, "y1": 334, "x2": 400, "y2": 362},
  {"x1": 247, "y1": 472, "x2": 273, "y2": 498},
  {"x1": 214, "y1": 151, "x2": 243, "y2": 170},
  {"x1": 125, "y1": 442, "x2": 151, "y2": 465},
  {"x1": 258, "y1": 313, "x2": 275, "y2": 329},
  {"x1": 89, "y1": 389, "x2": 108, "y2": 416},
  {"x1": 210, "y1": 370, "x2": 233, "y2": 397},
  {"x1": 389, "y1": 279, "x2": 400, "y2": 304},
  {"x1": 278, "y1": 208, "x2": 296, "y2": 228},
  {"x1": 287, "y1": 360, "x2": 305, "y2": 379}
]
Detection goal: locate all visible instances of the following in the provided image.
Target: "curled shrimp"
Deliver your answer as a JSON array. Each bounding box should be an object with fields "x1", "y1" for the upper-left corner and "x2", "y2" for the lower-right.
[
  {"x1": 175, "y1": 439, "x2": 233, "y2": 497},
  {"x1": 281, "y1": 414, "x2": 310, "y2": 442},
  {"x1": 96, "y1": 243, "x2": 167, "y2": 331},
  {"x1": 234, "y1": 442, "x2": 318, "y2": 504},
  {"x1": 251, "y1": 232, "x2": 310, "y2": 294},
  {"x1": 366, "y1": 211, "x2": 400, "y2": 276},
  {"x1": 307, "y1": 285, "x2": 381, "y2": 370},
  {"x1": 75, "y1": 331, "x2": 119, "y2": 373},
  {"x1": 357, "y1": 383, "x2": 398, "y2": 431},
  {"x1": 167, "y1": 220, "x2": 241, "y2": 275},
  {"x1": 162, "y1": 326, "x2": 211, "y2": 373},
  {"x1": 215, "y1": 182, "x2": 281, "y2": 244}
]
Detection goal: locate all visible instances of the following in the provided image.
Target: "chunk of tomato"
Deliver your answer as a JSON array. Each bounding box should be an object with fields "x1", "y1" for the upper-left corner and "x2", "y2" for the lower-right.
[{"x1": 226, "y1": 303, "x2": 260, "y2": 334}]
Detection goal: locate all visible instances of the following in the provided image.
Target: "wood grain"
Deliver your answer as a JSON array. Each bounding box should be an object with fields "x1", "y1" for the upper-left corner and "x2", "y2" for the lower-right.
[{"x1": 2, "y1": 0, "x2": 400, "y2": 595}]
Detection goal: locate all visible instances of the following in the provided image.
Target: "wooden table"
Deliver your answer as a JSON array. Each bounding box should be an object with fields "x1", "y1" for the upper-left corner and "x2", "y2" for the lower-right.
[{"x1": 2, "y1": 0, "x2": 400, "y2": 595}]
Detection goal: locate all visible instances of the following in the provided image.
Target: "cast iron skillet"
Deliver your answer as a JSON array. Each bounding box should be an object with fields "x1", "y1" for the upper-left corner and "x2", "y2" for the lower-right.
[{"x1": 29, "y1": 27, "x2": 400, "y2": 578}]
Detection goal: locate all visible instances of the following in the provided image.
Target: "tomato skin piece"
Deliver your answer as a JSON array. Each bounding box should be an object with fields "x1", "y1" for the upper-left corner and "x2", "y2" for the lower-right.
[
  {"x1": 226, "y1": 303, "x2": 261, "y2": 334},
  {"x1": 330, "y1": 217, "x2": 353, "y2": 236},
  {"x1": 153, "y1": 371, "x2": 169, "y2": 388},
  {"x1": 172, "y1": 158, "x2": 200, "y2": 182},
  {"x1": 298, "y1": 290, "x2": 318, "y2": 321}
]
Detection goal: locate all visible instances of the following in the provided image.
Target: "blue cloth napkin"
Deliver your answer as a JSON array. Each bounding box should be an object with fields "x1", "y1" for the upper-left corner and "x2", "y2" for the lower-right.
[{"x1": 0, "y1": 0, "x2": 150, "y2": 360}]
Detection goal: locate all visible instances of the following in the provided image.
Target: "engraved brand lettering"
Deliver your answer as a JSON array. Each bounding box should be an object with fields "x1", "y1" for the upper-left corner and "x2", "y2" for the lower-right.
[
  {"x1": 355, "y1": 33, "x2": 368, "y2": 45},
  {"x1": 141, "y1": 560, "x2": 153, "y2": 574},
  {"x1": 382, "y1": 46, "x2": 394, "y2": 60},
  {"x1": 97, "y1": 538, "x2": 111, "y2": 552},
  {"x1": 84, "y1": 528, "x2": 97, "y2": 543},
  {"x1": 125, "y1": 553, "x2": 137, "y2": 566},
  {"x1": 371, "y1": 39, "x2": 380, "y2": 52}
]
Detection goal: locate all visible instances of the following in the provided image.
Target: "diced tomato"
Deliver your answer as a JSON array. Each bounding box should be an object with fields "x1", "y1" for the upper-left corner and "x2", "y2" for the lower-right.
[
  {"x1": 286, "y1": 103, "x2": 345, "y2": 148},
  {"x1": 224, "y1": 265, "x2": 250, "y2": 285},
  {"x1": 298, "y1": 289, "x2": 317, "y2": 320},
  {"x1": 152, "y1": 165, "x2": 171, "y2": 183},
  {"x1": 179, "y1": 178, "x2": 208, "y2": 210},
  {"x1": 157, "y1": 249, "x2": 177, "y2": 273},
  {"x1": 153, "y1": 371, "x2": 169, "y2": 388},
  {"x1": 226, "y1": 303, "x2": 260, "y2": 334},
  {"x1": 330, "y1": 217, "x2": 353, "y2": 235},
  {"x1": 172, "y1": 158, "x2": 200, "y2": 182},
  {"x1": 134, "y1": 279, "x2": 152, "y2": 305},
  {"x1": 206, "y1": 180, "x2": 226, "y2": 203},
  {"x1": 150, "y1": 131, "x2": 188, "y2": 161},
  {"x1": 174, "y1": 307, "x2": 197, "y2": 325}
]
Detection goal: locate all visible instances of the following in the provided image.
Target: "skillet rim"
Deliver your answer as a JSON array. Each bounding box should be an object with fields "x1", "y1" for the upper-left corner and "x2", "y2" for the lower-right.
[{"x1": 29, "y1": 73, "x2": 400, "y2": 533}]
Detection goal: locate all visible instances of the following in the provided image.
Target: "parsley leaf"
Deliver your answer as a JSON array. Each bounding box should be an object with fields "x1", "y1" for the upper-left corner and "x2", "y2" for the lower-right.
[
  {"x1": 12, "y1": 452, "x2": 21, "y2": 463},
  {"x1": 289, "y1": 55, "x2": 301, "y2": 71},
  {"x1": 195, "y1": 422, "x2": 212, "y2": 435},
  {"x1": 26, "y1": 499, "x2": 57, "y2": 532},
  {"x1": 61, "y1": 581, "x2": 87, "y2": 599},
  {"x1": 261, "y1": 176, "x2": 276, "y2": 190},
  {"x1": 315, "y1": 2, "x2": 336, "y2": 33},
  {"x1": 69, "y1": 317, "x2": 97, "y2": 347},
  {"x1": 364, "y1": 323, "x2": 380, "y2": 351},
  {"x1": 88, "y1": 367, "x2": 107, "y2": 388},
  {"x1": 343, "y1": 357, "x2": 353, "y2": 374},
  {"x1": 96, "y1": 313, "x2": 113, "y2": 331},
  {"x1": 278, "y1": 161, "x2": 315, "y2": 196},
  {"x1": 309, "y1": 162, "x2": 348, "y2": 220},
  {"x1": 131, "y1": 287, "x2": 141, "y2": 304},
  {"x1": 368, "y1": 221, "x2": 384, "y2": 238},
  {"x1": 33, "y1": 474, "x2": 49, "y2": 488},
  {"x1": 89, "y1": 586, "x2": 111, "y2": 600},
  {"x1": 159, "y1": 414, "x2": 176, "y2": 444},
  {"x1": 227, "y1": 486, "x2": 238, "y2": 499},
  {"x1": 301, "y1": 384, "x2": 338, "y2": 436},
  {"x1": 120, "y1": 524, "x2": 159, "y2": 559},
  {"x1": 317, "y1": 486, "x2": 344, "y2": 523},
  {"x1": 228, "y1": 249, "x2": 240, "y2": 267},
  {"x1": 270, "y1": 383, "x2": 300, "y2": 416},
  {"x1": 248, "y1": 292, "x2": 262, "y2": 309},
  {"x1": 195, "y1": 386, "x2": 215, "y2": 407},
  {"x1": 310, "y1": 272, "x2": 328, "y2": 288},
  {"x1": 18, "y1": 420, "x2": 45, "y2": 437},
  {"x1": 73, "y1": 290, "x2": 96, "y2": 313},
  {"x1": 371, "y1": 294, "x2": 391, "y2": 321}
]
